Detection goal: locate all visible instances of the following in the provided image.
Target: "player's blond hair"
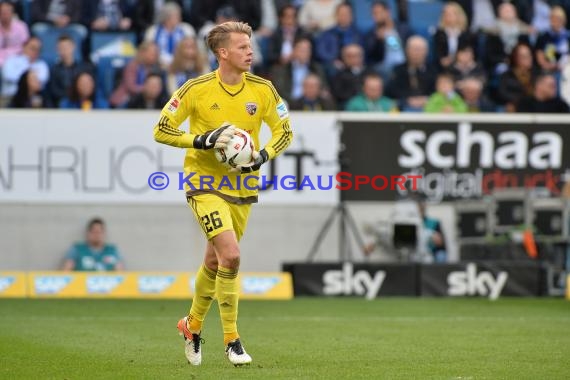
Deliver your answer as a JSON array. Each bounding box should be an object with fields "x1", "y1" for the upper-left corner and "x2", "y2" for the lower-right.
[{"x1": 206, "y1": 21, "x2": 252, "y2": 58}]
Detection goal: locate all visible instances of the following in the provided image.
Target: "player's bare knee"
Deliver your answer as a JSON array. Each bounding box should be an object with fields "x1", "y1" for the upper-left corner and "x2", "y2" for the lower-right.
[{"x1": 221, "y1": 250, "x2": 240, "y2": 270}]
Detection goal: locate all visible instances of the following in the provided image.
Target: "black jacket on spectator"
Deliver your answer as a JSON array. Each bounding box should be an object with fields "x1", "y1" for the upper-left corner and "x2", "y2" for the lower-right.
[
  {"x1": 188, "y1": 0, "x2": 262, "y2": 31},
  {"x1": 516, "y1": 96, "x2": 570, "y2": 113},
  {"x1": 433, "y1": 28, "x2": 476, "y2": 69},
  {"x1": 330, "y1": 68, "x2": 369, "y2": 108},
  {"x1": 364, "y1": 23, "x2": 411, "y2": 65},
  {"x1": 266, "y1": 26, "x2": 311, "y2": 66},
  {"x1": 82, "y1": 0, "x2": 134, "y2": 28},
  {"x1": 270, "y1": 61, "x2": 327, "y2": 103},
  {"x1": 289, "y1": 96, "x2": 337, "y2": 111},
  {"x1": 127, "y1": 93, "x2": 169, "y2": 110},
  {"x1": 32, "y1": 0, "x2": 83, "y2": 24},
  {"x1": 386, "y1": 63, "x2": 437, "y2": 104},
  {"x1": 497, "y1": 68, "x2": 538, "y2": 105},
  {"x1": 48, "y1": 60, "x2": 95, "y2": 107},
  {"x1": 483, "y1": 33, "x2": 531, "y2": 72}
]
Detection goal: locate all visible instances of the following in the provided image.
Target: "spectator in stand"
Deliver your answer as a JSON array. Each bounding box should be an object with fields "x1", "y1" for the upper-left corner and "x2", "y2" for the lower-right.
[
  {"x1": 1, "y1": 37, "x2": 49, "y2": 105},
  {"x1": 289, "y1": 73, "x2": 336, "y2": 111},
  {"x1": 31, "y1": 0, "x2": 87, "y2": 39},
  {"x1": 48, "y1": 35, "x2": 94, "y2": 107},
  {"x1": 127, "y1": 72, "x2": 168, "y2": 109},
  {"x1": 109, "y1": 41, "x2": 161, "y2": 108},
  {"x1": 143, "y1": 2, "x2": 195, "y2": 67},
  {"x1": 364, "y1": 0, "x2": 411, "y2": 81},
  {"x1": 266, "y1": 4, "x2": 310, "y2": 67},
  {"x1": 433, "y1": 2, "x2": 474, "y2": 72},
  {"x1": 535, "y1": 6, "x2": 570, "y2": 73},
  {"x1": 457, "y1": 76, "x2": 496, "y2": 112},
  {"x1": 316, "y1": 2, "x2": 362, "y2": 77},
  {"x1": 62, "y1": 217, "x2": 124, "y2": 271},
  {"x1": 165, "y1": 36, "x2": 209, "y2": 95},
  {"x1": 0, "y1": 1, "x2": 29, "y2": 67},
  {"x1": 454, "y1": 0, "x2": 500, "y2": 33},
  {"x1": 257, "y1": 0, "x2": 279, "y2": 38},
  {"x1": 133, "y1": 0, "x2": 184, "y2": 40},
  {"x1": 60, "y1": 71, "x2": 109, "y2": 109},
  {"x1": 270, "y1": 37, "x2": 326, "y2": 104},
  {"x1": 330, "y1": 43, "x2": 368, "y2": 109},
  {"x1": 484, "y1": 2, "x2": 533, "y2": 74},
  {"x1": 386, "y1": 35, "x2": 436, "y2": 112},
  {"x1": 188, "y1": 0, "x2": 262, "y2": 32},
  {"x1": 9, "y1": 69, "x2": 44, "y2": 108},
  {"x1": 497, "y1": 42, "x2": 538, "y2": 112},
  {"x1": 448, "y1": 45, "x2": 486, "y2": 82},
  {"x1": 82, "y1": 0, "x2": 133, "y2": 32},
  {"x1": 515, "y1": 0, "x2": 553, "y2": 34},
  {"x1": 298, "y1": 0, "x2": 342, "y2": 34},
  {"x1": 516, "y1": 72, "x2": 570, "y2": 112},
  {"x1": 424, "y1": 73, "x2": 468, "y2": 113},
  {"x1": 345, "y1": 72, "x2": 396, "y2": 112}
]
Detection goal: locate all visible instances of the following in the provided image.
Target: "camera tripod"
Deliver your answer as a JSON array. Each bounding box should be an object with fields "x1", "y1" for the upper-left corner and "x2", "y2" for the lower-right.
[{"x1": 306, "y1": 200, "x2": 367, "y2": 262}]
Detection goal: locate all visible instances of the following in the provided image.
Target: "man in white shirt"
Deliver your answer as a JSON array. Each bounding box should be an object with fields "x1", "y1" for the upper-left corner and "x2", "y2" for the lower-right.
[{"x1": 1, "y1": 37, "x2": 49, "y2": 101}]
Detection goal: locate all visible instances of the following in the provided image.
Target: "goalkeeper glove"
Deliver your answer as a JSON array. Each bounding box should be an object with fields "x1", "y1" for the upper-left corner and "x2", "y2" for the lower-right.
[
  {"x1": 193, "y1": 122, "x2": 235, "y2": 150},
  {"x1": 231, "y1": 149, "x2": 269, "y2": 173}
]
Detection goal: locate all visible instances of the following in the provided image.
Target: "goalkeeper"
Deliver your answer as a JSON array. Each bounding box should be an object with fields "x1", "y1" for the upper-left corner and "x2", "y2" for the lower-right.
[{"x1": 153, "y1": 21, "x2": 292, "y2": 366}]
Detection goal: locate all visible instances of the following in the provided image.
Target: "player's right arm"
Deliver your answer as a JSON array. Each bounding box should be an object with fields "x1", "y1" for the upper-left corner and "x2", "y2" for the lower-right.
[{"x1": 153, "y1": 88, "x2": 234, "y2": 149}]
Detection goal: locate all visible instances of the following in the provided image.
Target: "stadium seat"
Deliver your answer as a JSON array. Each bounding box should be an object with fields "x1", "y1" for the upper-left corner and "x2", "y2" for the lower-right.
[
  {"x1": 37, "y1": 28, "x2": 84, "y2": 65},
  {"x1": 96, "y1": 56, "x2": 133, "y2": 100},
  {"x1": 407, "y1": 1, "x2": 444, "y2": 38},
  {"x1": 350, "y1": 0, "x2": 398, "y2": 33}
]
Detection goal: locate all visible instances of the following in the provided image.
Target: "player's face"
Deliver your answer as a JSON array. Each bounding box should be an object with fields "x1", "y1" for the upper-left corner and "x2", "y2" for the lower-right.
[{"x1": 223, "y1": 32, "x2": 253, "y2": 73}]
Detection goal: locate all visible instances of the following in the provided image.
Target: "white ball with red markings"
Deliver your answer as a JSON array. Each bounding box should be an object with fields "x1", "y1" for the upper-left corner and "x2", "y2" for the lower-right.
[{"x1": 214, "y1": 127, "x2": 254, "y2": 168}]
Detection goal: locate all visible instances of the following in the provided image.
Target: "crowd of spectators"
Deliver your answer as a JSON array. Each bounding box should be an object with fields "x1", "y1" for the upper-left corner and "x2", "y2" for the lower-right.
[{"x1": 1, "y1": 0, "x2": 570, "y2": 113}]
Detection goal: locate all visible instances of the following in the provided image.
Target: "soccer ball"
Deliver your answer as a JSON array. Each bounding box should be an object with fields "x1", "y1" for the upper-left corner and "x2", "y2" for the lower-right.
[{"x1": 214, "y1": 128, "x2": 254, "y2": 168}]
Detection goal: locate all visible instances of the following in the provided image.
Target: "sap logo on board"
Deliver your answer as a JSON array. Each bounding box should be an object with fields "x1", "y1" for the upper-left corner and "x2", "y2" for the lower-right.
[
  {"x1": 323, "y1": 263, "x2": 385, "y2": 300},
  {"x1": 241, "y1": 277, "x2": 280, "y2": 294},
  {"x1": 0, "y1": 276, "x2": 15, "y2": 292},
  {"x1": 138, "y1": 276, "x2": 175, "y2": 293},
  {"x1": 447, "y1": 263, "x2": 508, "y2": 300},
  {"x1": 399, "y1": 122, "x2": 562, "y2": 169},
  {"x1": 35, "y1": 276, "x2": 72, "y2": 294},
  {"x1": 86, "y1": 276, "x2": 124, "y2": 294}
]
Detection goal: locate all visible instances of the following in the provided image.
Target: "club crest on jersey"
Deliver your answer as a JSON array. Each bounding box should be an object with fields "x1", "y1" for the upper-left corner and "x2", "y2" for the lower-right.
[
  {"x1": 168, "y1": 97, "x2": 180, "y2": 113},
  {"x1": 245, "y1": 102, "x2": 257, "y2": 115}
]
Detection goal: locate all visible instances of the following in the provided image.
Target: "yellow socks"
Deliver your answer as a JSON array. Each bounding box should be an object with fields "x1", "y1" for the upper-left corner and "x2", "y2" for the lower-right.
[
  {"x1": 187, "y1": 264, "x2": 217, "y2": 333},
  {"x1": 216, "y1": 266, "x2": 240, "y2": 345}
]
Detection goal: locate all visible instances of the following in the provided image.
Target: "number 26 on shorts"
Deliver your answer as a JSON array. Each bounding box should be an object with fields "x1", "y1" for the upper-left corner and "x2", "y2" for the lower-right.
[{"x1": 201, "y1": 211, "x2": 223, "y2": 232}]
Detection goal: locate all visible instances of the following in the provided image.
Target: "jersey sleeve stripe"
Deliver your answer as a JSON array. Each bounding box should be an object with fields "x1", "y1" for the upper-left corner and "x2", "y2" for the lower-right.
[
  {"x1": 158, "y1": 115, "x2": 184, "y2": 136},
  {"x1": 271, "y1": 121, "x2": 292, "y2": 151},
  {"x1": 273, "y1": 131, "x2": 292, "y2": 154}
]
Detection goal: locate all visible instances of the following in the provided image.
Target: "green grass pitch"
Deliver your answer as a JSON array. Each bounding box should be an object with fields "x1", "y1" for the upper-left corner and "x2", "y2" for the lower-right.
[{"x1": 1, "y1": 298, "x2": 569, "y2": 379}]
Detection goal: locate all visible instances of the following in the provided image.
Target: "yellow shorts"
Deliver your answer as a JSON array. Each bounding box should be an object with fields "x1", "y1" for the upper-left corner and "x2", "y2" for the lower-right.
[{"x1": 187, "y1": 193, "x2": 252, "y2": 241}]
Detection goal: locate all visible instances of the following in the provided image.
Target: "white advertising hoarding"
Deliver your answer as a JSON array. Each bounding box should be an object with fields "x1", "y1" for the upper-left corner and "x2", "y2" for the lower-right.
[{"x1": 0, "y1": 111, "x2": 339, "y2": 204}]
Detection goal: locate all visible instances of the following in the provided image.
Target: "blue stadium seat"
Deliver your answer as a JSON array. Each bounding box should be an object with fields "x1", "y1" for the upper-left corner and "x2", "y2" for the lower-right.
[
  {"x1": 96, "y1": 56, "x2": 133, "y2": 100},
  {"x1": 37, "y1": 28, "x2": 84, "y2": 65},
  {"x1": 408, "y1": 1, "x2": 444, "y2": 38},
  {"x1": 351, "y1": 0, "x2": 399, "y2": 34}
]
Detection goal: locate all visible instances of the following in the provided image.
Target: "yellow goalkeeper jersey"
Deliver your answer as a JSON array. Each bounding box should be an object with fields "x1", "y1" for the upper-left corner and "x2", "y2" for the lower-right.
[{"x1": 153, "y1": 70, "x2": 293, "y2": 204}]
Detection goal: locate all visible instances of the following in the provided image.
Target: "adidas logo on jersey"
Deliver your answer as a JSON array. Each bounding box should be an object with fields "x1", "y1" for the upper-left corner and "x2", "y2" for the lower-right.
[{"x1": 210, "y1": 103, "x2": 220, "y2": 110}]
